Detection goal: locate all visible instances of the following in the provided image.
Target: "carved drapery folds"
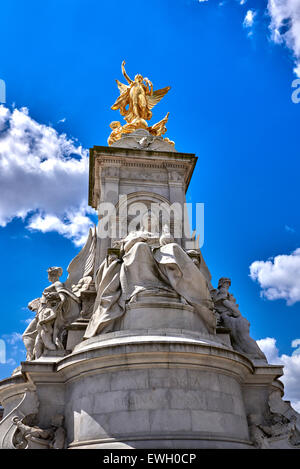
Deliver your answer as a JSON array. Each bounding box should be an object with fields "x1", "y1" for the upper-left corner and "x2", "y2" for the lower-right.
[
  {"x1": 212, "y1": 277, "x2": 267, "y2": 362},
  {"x1": 248, "y1": 391, "x2": 300, "y2": 449},
  {"x1": 84, "y1": 216, "x2": 215, "y2": 339},
  {"x1": 23, "y1": 227, "x2": 97, "y2": 360},
  {"x1": 12, "y1": 414, "x2": 66, "y2": 449},
  {"x1": 23, "y1": 267, "x2": 81, "y2": 360}
]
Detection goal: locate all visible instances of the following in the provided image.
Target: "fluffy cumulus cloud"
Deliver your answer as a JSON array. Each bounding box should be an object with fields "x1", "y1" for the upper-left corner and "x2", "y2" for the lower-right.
[
  {"x1": 199, "y1": 0, "x2": 300, "y2": 75},
  {"x1": 249, "y1": 248, "x2": 300, "y2": 305},
  {"x1": 257, "y1": 337, "x2": 300, "y2": 412},
  {"x1": 243, "y1": 9, "x2": 256, "y2": 29},
  {"x1": 1, "y1": 331, "x2": 26, "y2": 367},
  {"x1": 0, "y1": 105, "x2": 95, "y2": 246},
  {"x1": 1, "y1": 332, "x2": 23, "y2": 345},
  {"x1": 268, "y1": 0, "x2": 300, "y2": 76}
]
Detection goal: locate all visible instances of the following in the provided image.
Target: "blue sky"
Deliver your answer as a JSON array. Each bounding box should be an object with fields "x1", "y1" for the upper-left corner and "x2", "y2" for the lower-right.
[{"x1": 0, "y1": 0, "x2": 300, "y2": 408}]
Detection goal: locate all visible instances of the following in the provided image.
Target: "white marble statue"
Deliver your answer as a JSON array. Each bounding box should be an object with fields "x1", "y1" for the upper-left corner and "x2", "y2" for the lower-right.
[
  {"x1": 12, "y1": 414, "x2": 65, "y2": 450},
  {"x1": 84, "y1": 211, "x2": 215, "y2": 338},
  {"x1": 212, "y1": 277, "x2": 266, "y2": 361},
  {"x1": 247, "y1": 391, "x2": 300, "y2": 448},
  {"x1": 23, "y1": 267, "x2": 81, "y2": 360},
  {"x1": 22, "y1": 227, "x2": 97, "y2": 360}
]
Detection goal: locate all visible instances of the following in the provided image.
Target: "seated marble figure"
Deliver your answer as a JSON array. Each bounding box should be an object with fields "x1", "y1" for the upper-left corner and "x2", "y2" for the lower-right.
[
  {"x1": 23, "y1": 267, "x2": 81, "y2": 360},
  {"x1": 212, "y1": 277, "x2": 267, "y2": 361},
  {"x1": 84, "y1": 212, "x2": 215, "y2": 338}
]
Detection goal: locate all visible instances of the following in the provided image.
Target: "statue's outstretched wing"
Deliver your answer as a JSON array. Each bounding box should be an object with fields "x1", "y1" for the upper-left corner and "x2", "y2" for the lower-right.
[
  {"x1": 147, "y1": 86, "x2": 171, "y2": 110},
  {"x1": 116, "y1": 80, "x2": 129, "y2": 96},
  {"x1": 149, "y1": 112, "x2": 169, "y2": 136},
  {"x1": 111, "y1": 81, "x2": 131, "y2": 116},
  {"x1": 64, "y1": 225, "x2": 97, "y2": 290}
]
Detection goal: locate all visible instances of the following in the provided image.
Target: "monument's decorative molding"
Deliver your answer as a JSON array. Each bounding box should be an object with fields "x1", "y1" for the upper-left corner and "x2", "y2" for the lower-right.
[
  {"x1": 0, "y1": 385, "x2": 39, "y2": 449},
  {"x1": 88, "y1": 145, "x2": 197, "y2": 210},
  {"x1": 12, "y1": 414, "x2": 66, "y2": 449}
]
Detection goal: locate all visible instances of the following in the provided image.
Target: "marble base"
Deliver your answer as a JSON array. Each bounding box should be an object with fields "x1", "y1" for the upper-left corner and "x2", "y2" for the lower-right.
[{"x1": 0, "y1": 329, "x2": 289, "y2": 449}]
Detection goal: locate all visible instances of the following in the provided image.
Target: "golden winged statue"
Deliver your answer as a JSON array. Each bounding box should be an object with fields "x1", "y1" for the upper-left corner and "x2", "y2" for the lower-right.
[{"x1": 108, "y1": 61, "x2": 174, "y2": 146}]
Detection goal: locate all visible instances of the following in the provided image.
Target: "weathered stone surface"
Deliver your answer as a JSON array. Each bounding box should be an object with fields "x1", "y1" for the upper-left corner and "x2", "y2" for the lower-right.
[
  {"x1": 110, "y1": 129, "x2": 177, "y2": 153},
  {"x1": 1, "y1": 138, "x2": 299, "y2": 450},
  {"x1": 56, "y1": 335, "x2": 255, "y2": 447}
]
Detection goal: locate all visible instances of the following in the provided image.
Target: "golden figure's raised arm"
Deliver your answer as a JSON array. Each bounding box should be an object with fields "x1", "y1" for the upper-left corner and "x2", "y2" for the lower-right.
[
  {"x1": 144, "y1": 77, "x2": 153, "y2": 96},
  {"x1": 121, "y1": 60, "x2": 133, "y2": 84}
]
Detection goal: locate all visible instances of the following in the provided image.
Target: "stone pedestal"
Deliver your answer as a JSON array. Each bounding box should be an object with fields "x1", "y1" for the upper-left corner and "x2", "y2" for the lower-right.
[
  {"x1": 0, "y1": 323, "x2": 286, "y2": 449},
  {"x1": 112, "y1": 293, "x2": 214, "y2": 337},
  {"x1": 88, "y1": 143, "x2": 211, "y2": 280},
  {"x1": 65, "y1": 336, "x2": 252, "y2": 449}
]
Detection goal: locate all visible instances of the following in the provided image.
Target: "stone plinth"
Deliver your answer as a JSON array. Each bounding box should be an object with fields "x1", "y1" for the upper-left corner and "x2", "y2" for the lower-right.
[
  {"x1": 1, "y1": 134, "x2": 298, "y2": 450},
  {"x1": 88, "y1": 144, "x2": 206, "y2": 274},
  {"x1": 111, "y1": 294, "x2": 214, "y2": 337},
  {"x1": 0, "y1": 330, "x2": 284, "y2": 449},
  {"x1": 88, "y1": 143, "x2": 197, "y2": 212}
]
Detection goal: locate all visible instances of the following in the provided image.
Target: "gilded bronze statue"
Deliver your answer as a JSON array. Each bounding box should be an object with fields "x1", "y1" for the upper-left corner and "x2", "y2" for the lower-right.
[{"x1": 108, "y1": 61, "x2": 173, "y2": 146}]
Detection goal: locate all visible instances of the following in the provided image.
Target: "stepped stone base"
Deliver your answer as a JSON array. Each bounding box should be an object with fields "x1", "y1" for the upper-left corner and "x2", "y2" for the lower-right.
[{"x1": 0, "y1": 330, "x2": 284, "y2": 449}]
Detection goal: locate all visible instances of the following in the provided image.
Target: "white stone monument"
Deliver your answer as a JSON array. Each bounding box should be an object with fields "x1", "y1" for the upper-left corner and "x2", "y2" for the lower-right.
[{"x1": 0, "y1": 65, "x2": 299, "y2": 449}]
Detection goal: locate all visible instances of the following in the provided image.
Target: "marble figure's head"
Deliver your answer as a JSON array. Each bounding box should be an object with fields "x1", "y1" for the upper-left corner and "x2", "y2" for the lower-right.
[
  {"x1": 47, "y1": 266, "x2": 63, "y2": 283},
  {"x1": 106, "y1": 248, "x2": 120, "y2": 266},
  {"x1": 218, "y1": 277, "x2": 231, "y2": 290}
]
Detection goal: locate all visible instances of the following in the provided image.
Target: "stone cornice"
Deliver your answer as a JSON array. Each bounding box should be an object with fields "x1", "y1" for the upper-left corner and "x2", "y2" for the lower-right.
[{"x1": 88, "y1": 145, "x2": 197, "y2": 209}]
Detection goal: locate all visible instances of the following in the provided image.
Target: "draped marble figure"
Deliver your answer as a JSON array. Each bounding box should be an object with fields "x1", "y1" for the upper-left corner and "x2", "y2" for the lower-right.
[
  {"x1": 84, "y1": 213, "x2": 215, "y2": 339},
  {"x1": 23, "y1": 267, "x2": 81, "y2": 360},
  {"x1": 212, "y1": 277, "x2": 266, "y2": 361}
]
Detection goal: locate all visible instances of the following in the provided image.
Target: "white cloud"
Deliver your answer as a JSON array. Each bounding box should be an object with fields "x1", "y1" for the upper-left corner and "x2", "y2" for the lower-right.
[
  {"x1": 1, "y1": 332, "x2": 26, "y2": 361},
  {"x1": 0, "y1": 105, "x2": 95, "y2": 246},
  {"x1": 22, "y1": 316, "x2": 35, "y2": 325},
  {"x1": 257, "y1": 337, "x2": 280, "y2": 363},
  {"x1": 285, "y1": 224, "x2": 296, "y2": 233},
  {"x1": 243, "y1": 9, "x2": 256, "y2": 28},
  {"x1": 292, "y1": 338, "x2": 300, "y2": 347},
  {"x1": 257, "y1": 337, "x2": 300, "y2": 413},
  {"x1": 1, "y1": 332, "x2": 23, "y2": 345},
  {"x1": 5, "y1": 358, "x2": 17, "y2": 367},
  {"x1": 196, "y1": 0, "x2": 300, "y2": 76},
  {"x1": 28, "y1": 206, "x2": 95, "y2": 247},
  {"x1": 249, "y1": 248, "x2": 300, "y2": 305},
  {"x1": 268, "y1": 0, "x2": 300, "y2": 77}
]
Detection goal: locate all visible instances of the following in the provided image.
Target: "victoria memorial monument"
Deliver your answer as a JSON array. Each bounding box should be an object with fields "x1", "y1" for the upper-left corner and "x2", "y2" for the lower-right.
[{"x1": 0, "y1": 62, "x2": 299, "y2": 450}]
